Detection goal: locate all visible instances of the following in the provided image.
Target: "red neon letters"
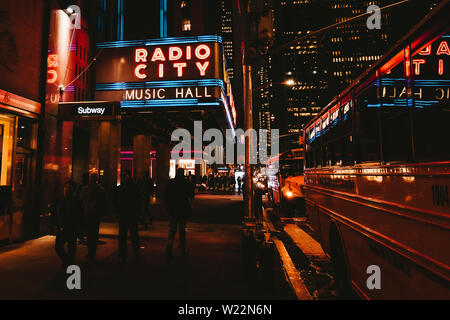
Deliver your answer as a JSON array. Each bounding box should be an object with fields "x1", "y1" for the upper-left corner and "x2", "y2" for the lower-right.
[
  {"x1": 133, "y1": 44, "x2": 212, "y2": 79},
  {"x1": 412, "y1": 59, "x2": 426, "y2": 75},
  {"x1": 437, "y1": 41, "x2": 450, "y2": 56},
  {"x1": 135, "y1": 64, "x2": 147, "y2": 79},
  {"x1": 407, "y1": 40, "x2": 448, "y2": 76},
  {"x1": 47, "y1": 54, "x2": 58, "y2": 84}
]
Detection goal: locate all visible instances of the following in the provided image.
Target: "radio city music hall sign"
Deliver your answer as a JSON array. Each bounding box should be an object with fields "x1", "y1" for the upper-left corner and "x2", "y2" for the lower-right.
[{"x1": 94, "y1": 39, "x2": 225, "y2": 103}]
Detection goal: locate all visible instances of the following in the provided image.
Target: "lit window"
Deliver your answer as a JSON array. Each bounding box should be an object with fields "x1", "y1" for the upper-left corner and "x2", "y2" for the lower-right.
[{"x1": 182, "y1": 19, "x2": 191, "y2": 31}]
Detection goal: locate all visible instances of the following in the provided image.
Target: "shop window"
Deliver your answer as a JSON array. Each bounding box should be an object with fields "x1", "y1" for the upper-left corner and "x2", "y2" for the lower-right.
[
  {"x1": 0, "y1": 115, "x2": 15, "y2": 186},
  {"x1": 17, "y1": 118, "x2": 35, "y2": 149}
]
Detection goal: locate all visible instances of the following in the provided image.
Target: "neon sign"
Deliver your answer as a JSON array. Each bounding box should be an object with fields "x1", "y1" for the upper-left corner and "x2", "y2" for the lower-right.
[
  {"x1": 94, "y1": 36, "x2": 235, "y2": 129},
  {"x1": 378, "y1": 36, "x2": 450, "y2": 107},
  {"x1": 95, "y1": 40, "x2": 221, "y2": 84},
  {"x1": 411, "y1": 39, "x2": 449, "y2": 76},
  {"x1": 47, "y1": 54, "x2": 58, "y2": 84},
  {"x1": 133, "y1": 45, "x2": 211, "y2": 80},
  {"x1": 123, "y1": 87, "x2": 214, "y2": 100}
]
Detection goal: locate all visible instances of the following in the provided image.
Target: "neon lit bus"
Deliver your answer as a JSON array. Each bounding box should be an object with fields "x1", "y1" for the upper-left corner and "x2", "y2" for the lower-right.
[{"x1": 303, "y1": 3, "x2": 450, "y2": 299}]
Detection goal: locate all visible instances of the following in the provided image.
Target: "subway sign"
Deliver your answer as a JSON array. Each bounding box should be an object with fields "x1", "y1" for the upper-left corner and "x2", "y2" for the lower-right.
[
  {"x1": 58, "y1": 101, "x2": 120, "y2": 121},
  {"x1": 95, "y1": 35, "x2": 235, "y2": 127}
]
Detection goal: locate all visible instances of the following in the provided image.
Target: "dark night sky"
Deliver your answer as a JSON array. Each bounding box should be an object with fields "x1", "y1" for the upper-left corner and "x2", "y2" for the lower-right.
[{"x1": 123, "y1": 0, "x2": 161, "y2": 40}]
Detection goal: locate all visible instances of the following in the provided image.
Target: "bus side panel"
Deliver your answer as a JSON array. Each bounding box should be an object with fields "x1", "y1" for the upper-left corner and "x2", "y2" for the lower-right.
[
  {"x1": 305, "y1": 198, "x2": 326, "y2": 250},
  {"x1": 305, "y1": 187, "x2": 330, "y2": 253},
  {"x1": 309, "y1": 187, "x2": 450, "y2": 299}
]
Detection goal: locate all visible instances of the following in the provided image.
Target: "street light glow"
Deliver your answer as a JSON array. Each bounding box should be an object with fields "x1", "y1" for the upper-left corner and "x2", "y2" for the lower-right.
[{"x1": 284, "y1": 79, "x2": 296, "y2": 86}]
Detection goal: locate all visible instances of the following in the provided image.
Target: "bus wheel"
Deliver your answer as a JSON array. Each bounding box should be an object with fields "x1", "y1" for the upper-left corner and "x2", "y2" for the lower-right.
[{"x1": 329, "y1": 225, "x2": 352, "y2": 298}]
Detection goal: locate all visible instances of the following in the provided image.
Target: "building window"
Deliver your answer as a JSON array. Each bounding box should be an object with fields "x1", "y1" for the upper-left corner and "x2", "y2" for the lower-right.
[
  {"x1": 182, "y1": 19, "x2": 191, "y2": 32},
  {"x1": 0, "y1": 115, "x2": 15, "y2": 186}
]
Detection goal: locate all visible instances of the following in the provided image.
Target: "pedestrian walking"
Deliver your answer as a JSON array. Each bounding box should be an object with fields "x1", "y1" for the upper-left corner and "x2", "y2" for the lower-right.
[
  {"x1": 208, "y1": 174, "x2": 213, "y2": 190},
  {"x1": 79, "y1": 173, "x2": 107, "y2": 263},
  {"x1": 115, "y1": 170, "x2": 141, "y2": 262},
  {"x1": 52, "y1": 181, "x2": 83, "y2": 270},
  {"x1": 75, "y1": 172, "x2": 89, "y2": 244},
  {"x1": 237, "y1": 176, "x2": 243, "y2": 195},
  {"x1": 187, "y1": 171, "x2": 196, "y2": 190},
  {"x1": 163, "y1": 167, "x2": 194, "y2": 258}
]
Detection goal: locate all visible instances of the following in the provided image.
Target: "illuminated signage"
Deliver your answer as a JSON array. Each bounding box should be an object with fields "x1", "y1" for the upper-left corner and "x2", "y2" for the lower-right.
[
  {"x1": 95, "y1": 36, "x2": 236, "y2": 129},
  {"x1": 77, "y1": 106, "x2": 106, "y2": 115},
  {"x1": 123, "y1": 87, "x2": 214, "y2": 101},
  {"x1": 133, "y1": 44, "x2": 211, "y2": 79},
  {"x1": 58, "y1": 101, "x2": 120, "y2": 120},
  {"x1": 95, "y1": 38, "x2": 222, "y2": 84},
  {"x1": 47, "y1": 54, "x2": 58, "y2": 84},
  {"x1": 378, "y1": 35, "x2": 450, "y2": 107}
]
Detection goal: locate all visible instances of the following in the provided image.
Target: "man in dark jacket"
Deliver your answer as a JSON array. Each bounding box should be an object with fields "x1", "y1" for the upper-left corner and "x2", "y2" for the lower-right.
[
  {"x1": 79, "y1": 173, "x2": 107, "y2": 262},
  {"x1": 115, "y1": 170, "x2": 141, "y2": 262},
  {"x1": 164, "y1": 167, "x2": 194, "y2": 258},
  {"x1": 53, "y1": 181, "x2": 83, "y2": 270},
  {"x1": 75, "y1": 172, "x2": 89, "y2": 244}
]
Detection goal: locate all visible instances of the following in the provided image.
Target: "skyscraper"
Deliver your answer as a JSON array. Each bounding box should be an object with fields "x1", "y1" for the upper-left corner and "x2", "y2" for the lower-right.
[
  {"x1": 221, "y1": 0, "x2": 235, "y2": 80},
  {"x1": 251, "y1": 0, "x2": 275, "y2": 148},
  {"x1": 271, "y1": 0, "x2": 330, "y2": 134},
  {"x1": 326, "y1": 0, "x2": 440, "y2": 94},
  {"x1": 269, "y1": 0, "x2": 440, "y2": 135},
  {"x1": 168, "y1": 0, "x2": 221, "y2": 36}
]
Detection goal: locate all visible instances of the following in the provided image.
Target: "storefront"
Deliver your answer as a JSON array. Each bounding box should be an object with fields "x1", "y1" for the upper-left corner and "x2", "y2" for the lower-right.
[{"x1": 0, "y1": 90, "x2": 41, "y2": 243}]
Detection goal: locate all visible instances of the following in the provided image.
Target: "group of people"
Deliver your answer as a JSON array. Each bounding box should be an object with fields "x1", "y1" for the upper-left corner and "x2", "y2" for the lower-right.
[
  {"x1": 50, "y1": 167, "x2": 194, "y2": 270},
  {"x1": 50, "y1": 170, "x2": 155, "y2": 270},
  {"x1": 51, "y1": 173, "x2": 107, "y2": 270},
  {"x1": 202, "y1": 174, "x2": 242, "y2": 193}
]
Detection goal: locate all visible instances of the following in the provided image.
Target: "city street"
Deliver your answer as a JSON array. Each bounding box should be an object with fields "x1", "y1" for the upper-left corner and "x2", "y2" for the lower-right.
[
  {"x1": 0, "y1": 0, "x2": 448, "y2": 302},
  {"x1": 0, "y1": 194, "x2": 295, "y2": 300}
]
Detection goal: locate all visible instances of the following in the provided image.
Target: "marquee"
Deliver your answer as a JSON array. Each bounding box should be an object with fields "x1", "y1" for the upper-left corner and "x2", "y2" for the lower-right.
[{"x1": 95, "y1": 35, "x2": 236, "y2": 128}]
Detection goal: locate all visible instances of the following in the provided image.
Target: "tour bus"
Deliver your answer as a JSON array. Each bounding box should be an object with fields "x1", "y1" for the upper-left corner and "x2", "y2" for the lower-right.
[
  {"x1": 267, "y1": 147, "x2": 305, "y2": 216},
  {"x1": 303, "y1": 3, "x2": 450, "y2": 299}
]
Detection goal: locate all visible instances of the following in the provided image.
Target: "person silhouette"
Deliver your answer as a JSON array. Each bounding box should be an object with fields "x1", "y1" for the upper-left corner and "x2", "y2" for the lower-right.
[
  {"x1": 115, "y1": 170, "x2": 141, "y2": 262},
  {"x1": 163, "y1": 167, "x2": 194, "y2": 258}
]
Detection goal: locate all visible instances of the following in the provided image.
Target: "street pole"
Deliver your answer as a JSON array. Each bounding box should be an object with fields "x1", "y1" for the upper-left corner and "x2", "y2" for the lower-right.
[{"x1": 243, "y1": 64, "x2": 254, "y2": 223}]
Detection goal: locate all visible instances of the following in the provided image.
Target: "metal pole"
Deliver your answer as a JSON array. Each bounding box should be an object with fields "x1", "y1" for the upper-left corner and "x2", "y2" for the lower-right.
[{"x1": 243, "y1": 64, "x2": 254, "y2": 222}]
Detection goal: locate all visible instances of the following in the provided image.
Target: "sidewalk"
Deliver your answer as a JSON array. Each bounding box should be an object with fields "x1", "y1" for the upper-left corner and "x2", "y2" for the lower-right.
[{"x1": 0, "y1": 221, "x2": 295, "y2": 300}]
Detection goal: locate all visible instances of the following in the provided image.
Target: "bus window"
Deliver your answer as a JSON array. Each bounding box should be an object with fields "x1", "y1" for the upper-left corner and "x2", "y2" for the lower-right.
[
  {"x1": 332, "y1": 139, "x2": 343, "y2": 165},
  {"x1": 414, "y1": 102, "x2": 450, "y2": 160},
  {"x1": 357, "y1": 84, "x2": 381, "y2": 162},
  {"x1": 382, "y1": 109, "x2": 412, "y2": 162},
  {"x1": 343, "y1": 134, "x2": 355, "y2": 166},
  {"x1": 279, "y1": 159, "x2": 304, "y2": 178}
]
